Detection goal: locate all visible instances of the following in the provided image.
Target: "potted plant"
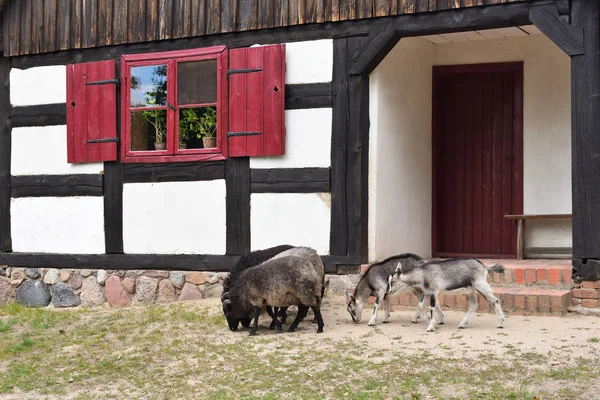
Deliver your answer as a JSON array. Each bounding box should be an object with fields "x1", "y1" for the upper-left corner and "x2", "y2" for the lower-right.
[
  {"x1": 141, "y1": 98, "x2": 167, "y2": 150},
  {"x1": 197, "y1": 106, "x2": 217, "y2": 148},
  {"x1": 178, "y1": 108, "x2": 200, "y2": 149}
]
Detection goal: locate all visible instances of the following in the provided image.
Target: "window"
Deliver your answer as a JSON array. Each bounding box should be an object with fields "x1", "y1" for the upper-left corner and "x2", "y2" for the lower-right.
[
  {"x1": 66, "y1": 44, "x2": 286, "y2": 164},
  {"x1": 121, "y1": 46, "x2": 228, "y2": 163}
]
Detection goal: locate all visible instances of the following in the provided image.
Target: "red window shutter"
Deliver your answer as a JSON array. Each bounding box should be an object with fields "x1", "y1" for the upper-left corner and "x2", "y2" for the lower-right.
[
  {"x1": 228, "y1": 44, "x2": 286, "y2": 157},
  {"x1": 66, "y1": 60, "x2": 118, "y2": 163}
]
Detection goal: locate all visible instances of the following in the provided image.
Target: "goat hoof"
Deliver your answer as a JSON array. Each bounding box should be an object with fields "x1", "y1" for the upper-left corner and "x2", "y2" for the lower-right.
[
  {"x1": 426, "y1": 328, "x2": 435, "y2": 333},
  {"x1": 411, "y1": 320, "x2": 418, "y2": 324},
  {"x1": 383, "y1": 320, "x2": 389, "y2": 324},
  {"x1": 438, "y1": 321, "x2": 444, "y2": 325},
  {"x1": 458, "y1": 325, "x2": 465, "y2": 329}
]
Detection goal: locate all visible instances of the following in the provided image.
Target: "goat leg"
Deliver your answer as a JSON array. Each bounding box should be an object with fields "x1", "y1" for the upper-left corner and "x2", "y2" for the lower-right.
[
  {"x1": 250, "y1": 307, "x2": 261, "y2": 336},
  {"x1": 426, "y1": 292, "x2": 440, "y2": 332}
]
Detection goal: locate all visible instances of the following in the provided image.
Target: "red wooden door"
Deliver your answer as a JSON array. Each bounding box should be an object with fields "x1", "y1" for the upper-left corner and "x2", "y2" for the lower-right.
[{"x1": 432, "y1": 62, "x2": 523, "y2": 258}]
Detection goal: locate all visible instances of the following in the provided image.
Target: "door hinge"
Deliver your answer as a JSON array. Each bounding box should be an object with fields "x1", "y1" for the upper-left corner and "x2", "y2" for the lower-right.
[
  {"x1": 86, "y1": 78, "x2": 120, "y2": 86},
  {"x1": 227, "y1": 68, "x2": 263, "y2": 76},
  {"x1": 87, "y1": 137, "x2": 119, "y2": 143},
  {"x1": 227, "y1": 131, "x2": 262, "y2": 137}
]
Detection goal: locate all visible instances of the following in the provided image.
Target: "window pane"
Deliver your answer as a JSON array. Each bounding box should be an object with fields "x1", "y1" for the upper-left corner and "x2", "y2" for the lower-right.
[
  {"x1": 130, "y1": 65, "x2": 168, "y2": 108},
  {"x1": 130, "y1": 109, "x2": 168, "y2": 151},
  {"x1": 178, "y1": 106, "x2": 217, "y2": 149},
  {"x1": 178, "y1": 60, "x2": 217, "y2": 105}
]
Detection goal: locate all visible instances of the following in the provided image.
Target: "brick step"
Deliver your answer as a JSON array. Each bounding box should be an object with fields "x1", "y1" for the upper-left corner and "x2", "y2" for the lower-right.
[{"x1": 387, "y1": 287, "x2": 572, "y2": 316}]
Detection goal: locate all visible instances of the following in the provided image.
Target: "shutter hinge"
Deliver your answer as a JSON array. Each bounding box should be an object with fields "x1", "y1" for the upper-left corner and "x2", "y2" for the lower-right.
[
  {"x1": 86, "y1": 78, "x2": 120, "y2": 86},
  {"x1": 227, "y1": 68, "x2": 263, "y2": 76},
  {"x1": 87, "y1": 137, "x2": 119, "y2": 143},
  {"x1": 227, "y1": 131, "x2": 262, "y2": 137}
]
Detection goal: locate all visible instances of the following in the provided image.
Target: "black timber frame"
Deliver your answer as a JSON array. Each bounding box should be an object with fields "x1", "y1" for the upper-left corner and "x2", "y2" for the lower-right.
[
  {"x1": 5, "y1": 0, "x2": 599, "y2": 277},
  {"x1": 0, "y1": 55, "x2": 11, "y2": 252}
]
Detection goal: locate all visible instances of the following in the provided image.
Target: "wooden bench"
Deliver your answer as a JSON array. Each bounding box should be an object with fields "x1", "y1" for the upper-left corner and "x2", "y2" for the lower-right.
[{"x1": 504, "y1": 214, "x2": 572, "y2": 260}]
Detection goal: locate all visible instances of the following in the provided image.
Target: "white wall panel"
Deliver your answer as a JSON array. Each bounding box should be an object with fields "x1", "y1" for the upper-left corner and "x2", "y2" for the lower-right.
[
  {"x1": 251, "y1": 193, "x2": 330, "y2": 254},
  {"x1": 285, "y1": 39, "x2": 333, "y2": 84},
  {"x1": 123, "y1": 181, "x2": 226, "y2": 254},
  {"x1": 10, "y1": 66, "x2": 66, "y2": 106},
  {"x1": 11, "y1": 126, "x2": 103, "y2": 175},
  {"x1": 11, "y1": 197, "x2": 105, "y2": 253}
]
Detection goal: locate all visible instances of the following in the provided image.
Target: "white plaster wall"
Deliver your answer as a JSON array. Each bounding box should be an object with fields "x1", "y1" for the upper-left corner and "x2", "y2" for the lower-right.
[
  {"x1": 11, "y1": 197, "x2": 105, "y2": 253},
  {"x1": 434, "y1": 34, "x2": 572, "y2": 248},
  {"x1": 123, "y1": 181, "x2": 226, "y2": 254},
  {"x1": 249, "y1": 108, "x2": 332, "y2": 169},
  {"x1": 251, "y1": 193, "x2": 330, "y2": 254},
  {"x1": 285, "y1": 39, "x2": 333, "y2": 84},
  {"x1": 10, "y1": 66, "x2": 67, "y2": 106},
  {"x1": 11, "y1": 125, "x2": 104, "y2": 175},
  {"x1": 368, "y1": 38, "x2": 434, "y2": 262}
]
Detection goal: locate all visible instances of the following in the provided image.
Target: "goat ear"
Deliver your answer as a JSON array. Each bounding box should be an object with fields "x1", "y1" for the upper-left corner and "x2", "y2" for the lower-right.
[
  {"x1": 346, "y1": 292, "x2": 356, "y2": 302},
  {"x1": 395, "y1": 261, "x2": 403, "y2": 274}
]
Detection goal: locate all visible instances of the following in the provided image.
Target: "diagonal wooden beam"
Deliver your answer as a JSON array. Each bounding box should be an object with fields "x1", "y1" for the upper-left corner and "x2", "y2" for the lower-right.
[
  {"x1": 530, "y1": 4, "x2": 583, "y2": 56},
  {"x1": 348, "y1": 21, "x2": 400, "y2": 76}
]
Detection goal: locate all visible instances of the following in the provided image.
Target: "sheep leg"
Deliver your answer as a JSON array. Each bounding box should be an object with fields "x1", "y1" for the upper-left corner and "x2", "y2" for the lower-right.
[
  {"x1": 287, "y1": 305, "x2": 309, "y2": 332},
  {"x1": 458, "y1": 288, "x2": 478, "y2": 329},
  {"x1": 473, "y1": 281, "x2": 505, "y2": 329},
  {"x1": 279, "y1": 307, "x2": 288, "y2": 324},
  {"x1": 266, "y1": 307, "x2": 280, "y2": 330},
  {"x1": 311, "y1": 305, "x2": 324, "y2": 333},
  {"x1": 250, "y1": 307, "x2": 261, "y2": 336},
  {"x1": 426, "y1": 292, "x2": 440, "y2": 332}
]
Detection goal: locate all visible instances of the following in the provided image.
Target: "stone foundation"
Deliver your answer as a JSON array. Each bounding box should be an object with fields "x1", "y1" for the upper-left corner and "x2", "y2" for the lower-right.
[{"x1": 0, "y1": 266, "x2": 361, "y2": 308}]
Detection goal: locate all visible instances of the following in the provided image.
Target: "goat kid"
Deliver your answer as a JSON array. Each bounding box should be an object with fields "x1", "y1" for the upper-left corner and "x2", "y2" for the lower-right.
[
  {"x1": 222, "y1": 254, "x2": 325, "y2": 336},
  {"x1": 346, "y1": 253, "x2": 434, "y2": 326},
  {"x1": 388, "y1": 258, "x2": 506, "y2": 332}
]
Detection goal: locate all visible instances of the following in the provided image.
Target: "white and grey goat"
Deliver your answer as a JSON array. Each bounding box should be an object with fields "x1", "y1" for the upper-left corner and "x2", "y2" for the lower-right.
[
  {"x1": 346, "y1": 253, "x2": 434, "y2": 326},
  {"x1": 388, "y1": 258, "x2": 505, "y2": 332},
  {"x1": 222, "y1": 250, "x2": 325, "y2": 336}
]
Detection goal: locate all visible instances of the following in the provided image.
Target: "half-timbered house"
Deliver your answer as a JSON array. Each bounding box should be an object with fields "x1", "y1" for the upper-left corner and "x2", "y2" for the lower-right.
[{"x1": 0, "y1": 0, "x2": 598, "y2": 311}]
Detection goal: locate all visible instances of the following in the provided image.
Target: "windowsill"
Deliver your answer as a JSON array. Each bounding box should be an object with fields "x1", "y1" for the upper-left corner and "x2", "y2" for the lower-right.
[{"x1": 122, "y1": 153, "x2": 227, "y2": 163}]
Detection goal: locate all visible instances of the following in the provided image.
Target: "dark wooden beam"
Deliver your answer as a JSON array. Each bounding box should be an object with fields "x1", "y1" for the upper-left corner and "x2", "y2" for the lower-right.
[
  {"x1": 104, "y1": 162, "x2": 124, "y2": 253},
  {"x1": 8, "y1": 82, "x2": 332, "y2": 130},
  {"x1": 11, "y1": 174, "x2": 104, "y2": 198},
  {"x1": 11, "y1": 103, "x2": 67, "y2": 127},
  {"x1": 348, "y1": 21, "x2": 399, "y2": 76},
  {"x1": 0, "y1": 251, "x2": 358, "y2": 273},
  {"x1": 0, "y1": 56, "x2": 11, "y2": 251},
  {"x1": 123, "y1": 161, "x2": 225, "y2": 183},
  {"x1": 225, "y1": 157, "x2": 251, "y2": 255},
  {"x1": 285, "y1": 83, "x2": 332, "y2": 110},
  {"x1": 530, "y1": 4, "x2": 583, "y2": 56},
  {"x1": 330, "y1": 37, "x2": 369, "y2": 262},
  {"x1": 10, "y1": 1, "x2": 536, "y2": 70},
  {"x1": 571, "y1": 0, "x2": 600, "y2": 261},
  {"x1": 250, "y1": 168, "x2": 330, "y2": 193}
]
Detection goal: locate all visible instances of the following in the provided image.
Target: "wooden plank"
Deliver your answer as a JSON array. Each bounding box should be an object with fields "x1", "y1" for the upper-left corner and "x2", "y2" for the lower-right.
[
  {"x1": 491, "y1": 73, "x2": 503, "y2": 254},
  {"x1": 104, "y1": 162, "x2": 124, "y2": 253},
  {"x1": 273, "y1": 0, "x2": 282, "y2": 27},
  {"x1": 193, "y1": 0, "x2": 207, "y2": 35},
  {"x1": 501, "y1": 72, "x2": 514, "y2": 255},
  {"x1": 481, "y1": 74, "x2": 493, "y2": 253},
  {"x1": 251, "y1": 168, "x2": 330, "y2": 193},
  {"x1": 20, "y1": 0, "x2": 32, "y2": 55},
  {"x1": 246, "y1": 46, "x2": 264, "y2": 155},
  {"x1": 225, "y1": 157, "x2": 251, "y2": 255},
  {"x1": 57, "y1": 0, "x2": 71, "y2": 50},
  {"x1": 472, "y1": 74, "x2": 484, "y2": 253},
  {"x1": 11, "y1": 174, "x2": 104, "y2": 198},
  {"x1": 285, "y1": 82, "x2": 332, "y2": 109},
  {"x1": 298, "y1": 0, "x2": 306, "y2": 24},
  {"x1": 239, "y1": 0, "x2": 257, "y2": 31},
  {"x1": 31, "y1": 0, "x2": 44, "y2": 54},
  {"x1": 146, "y1": 0, "x2": 159, "y2": 42},
  {"x1": 158, "y1": 0, "x2": 173, "y2": 39},
  {"x1": 279, "y1": 0, "x2": 289, "y2": 25},
  {"x1": 221, "y1": 0, "x2": 236, "y2": 32},
  {"x1": 183, "y1": 0, "x2": 192, "y2": 36},
  {"x1": 98, "y1": 0, "x2": 113, "y2": 46},
  {"x1": 516, "y1": 219, "x2": 524, "y2": 259},
  {"x1": 11, "y1": 103, "x2": 67, "y2": 127},
  {"x1": 82, "y1": 0, "x2": 98, "y2": 48},
  {"x1": 262, "y1": 44, "x2": 285, "y2": 156},
  {"x1": 375, "y1": 0, "x2": 392, "y2": 17},
  {"x1": 331, "y1": 0, "x2": 340, "y2": 21},
  {"x1": 463, "y1": 76, "x2": 474, "y2": 254},
  {"x1": 0, "y1": 57, "x2": 11, "y2": 251},
  {"x1": 504, "y1": 214, "x2": 572, "y2": 220},
  {"x1": 259, "y1": 0, "x2": 274, "y2": 28},
  {"x1": 229, "y1": 48, "x2": 248, "y2": 156},
  {"x1": 123, "y1": 161, "x2": 225, "y2": 183},
  {"x1": 288, "y1": 0, "x2": 299, "y2": 24},
  {"x1": 529, "y1": 4, "x2": 583, "y2": 56},
  {"x1": 453, "y1": 76, "x2": 465, "y2": 253},
  {"x1": 358, "y1": 0, "x2": 374, "y2": 19},
  {"x1": 206, "y1": 0, "x2": 220, "y2": 34},
  {"x1": 128, "y1": 0, "x2": 146, "y2": 42}
]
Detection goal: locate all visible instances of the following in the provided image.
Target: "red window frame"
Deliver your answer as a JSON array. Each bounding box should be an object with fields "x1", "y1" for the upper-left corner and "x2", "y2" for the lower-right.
[{"x1": 120, "y1": 46, "x2": 228, "y2": 163}]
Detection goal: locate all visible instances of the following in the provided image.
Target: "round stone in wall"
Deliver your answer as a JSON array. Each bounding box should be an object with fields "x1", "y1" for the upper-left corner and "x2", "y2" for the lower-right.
[
  {"x1": 51, "y1": 283, "x2": 81, "y2": 308},
  {"x1": 97, "y1": 270, "x2": 108, "y2": 285},
  {"x1": 25, "y1": 268, "x2": 41, "y2": 279},
  {"x1": 170, "y1": 272, "x2": 186, "y2": 289},
  {"x1": 15, "y1": 281, "x2": 51, "y2": 308},
  {"x1": 43, "y1": 269, "x2": 61, "y2": 285}
]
